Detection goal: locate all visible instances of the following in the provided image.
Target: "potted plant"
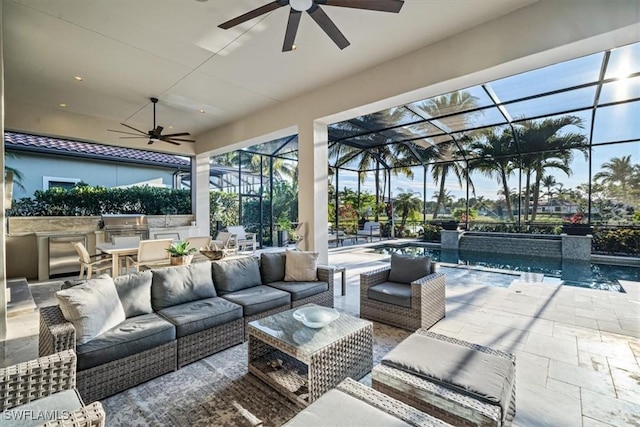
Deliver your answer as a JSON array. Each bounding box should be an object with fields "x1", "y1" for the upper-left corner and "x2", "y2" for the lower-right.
[
  {"x1": 166, "y1": 240, "x2": 197, "y2": 265},
  {"x1": 561, "y1": 211, "x2": 594, "y2": 236},
  {"x1": 276, "y1": 217, "x2": 292, "y2": 247}
]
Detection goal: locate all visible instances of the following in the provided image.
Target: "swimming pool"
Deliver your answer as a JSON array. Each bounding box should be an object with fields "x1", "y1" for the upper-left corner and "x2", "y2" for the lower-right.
[{"x1": 370, "y1": 243, "x2": 638, "y2": 293}]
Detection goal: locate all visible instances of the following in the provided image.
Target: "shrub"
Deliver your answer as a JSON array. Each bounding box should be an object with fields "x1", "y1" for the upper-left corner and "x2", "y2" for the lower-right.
[
  {"x1": 421, "y1": 224, "x2": 441, "y2": 242},
  {"x1": 592, "y1": 227, "x2": 640, "y2": 255}
]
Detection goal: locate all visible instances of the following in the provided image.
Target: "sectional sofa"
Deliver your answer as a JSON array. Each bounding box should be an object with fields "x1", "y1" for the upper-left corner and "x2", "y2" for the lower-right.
[{"x1": 39, "y1": 252, "x2": 334, "y2": 403}]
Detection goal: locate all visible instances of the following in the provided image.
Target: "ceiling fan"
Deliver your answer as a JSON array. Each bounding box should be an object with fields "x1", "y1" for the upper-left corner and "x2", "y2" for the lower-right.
[
  {"x1": 108, "y1": 97, "x2": 195, "y2": 146},
  {"x1": 219, "y1": 0, "x2": 404, "y2": 52}
]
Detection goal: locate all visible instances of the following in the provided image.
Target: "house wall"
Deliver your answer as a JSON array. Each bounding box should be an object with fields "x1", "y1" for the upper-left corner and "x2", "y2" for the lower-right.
[{"x1": 5, "y1": 151, "x2": 181, "y2": 199}]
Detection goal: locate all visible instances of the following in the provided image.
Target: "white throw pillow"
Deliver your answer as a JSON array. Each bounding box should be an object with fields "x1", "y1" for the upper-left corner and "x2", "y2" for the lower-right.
[
  {"x1": 284, "y1": 249, "x2": 319, "y2": 282},
  {"x1": 56, "y1": 274, "x2": 126, "y2": 345}
]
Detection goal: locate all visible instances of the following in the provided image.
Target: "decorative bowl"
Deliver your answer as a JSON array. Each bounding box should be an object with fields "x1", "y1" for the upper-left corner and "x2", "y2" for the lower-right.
[
  {"x1": 200, "y1": 249, "x2": 225, "y2": 260},
  {"x1": 293, "y1": 306, "x2": 340, "y2": 328}
]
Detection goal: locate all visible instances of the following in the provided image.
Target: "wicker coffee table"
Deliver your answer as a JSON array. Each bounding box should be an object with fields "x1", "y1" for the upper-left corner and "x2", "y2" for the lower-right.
[{"x1": 247, "y1": 304, "x2": 373, "y2": 407}]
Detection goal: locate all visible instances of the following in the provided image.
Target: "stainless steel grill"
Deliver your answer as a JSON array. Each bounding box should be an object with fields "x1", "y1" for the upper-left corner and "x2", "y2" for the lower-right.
[{"x1": 101, "y1": 214, "x2": 149, "y2": 243}]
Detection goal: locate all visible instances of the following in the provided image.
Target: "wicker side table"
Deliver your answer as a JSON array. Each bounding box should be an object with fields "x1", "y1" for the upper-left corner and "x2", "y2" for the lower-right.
[{"x1": 248, "y1": 305, "x2": 373, "y2": 407}]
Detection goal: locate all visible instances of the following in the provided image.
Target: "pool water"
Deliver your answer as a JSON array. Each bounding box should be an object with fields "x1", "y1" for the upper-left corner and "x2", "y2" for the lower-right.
[{"x1": 370, "y1": 244, "x2": 638, "y2": 293}]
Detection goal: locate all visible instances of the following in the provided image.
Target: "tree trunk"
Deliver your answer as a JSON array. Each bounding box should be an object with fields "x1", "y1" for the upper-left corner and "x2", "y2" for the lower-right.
[
  {"x1": 374, "y1": 165, "x2": 380, "y2": 222},
  {"x1": 523, "y1": 168, "x2": 531, "y2": 222},
  {"x1": 530, "y1": 166, "x2": 544, "y2": 222},
  {"x1": 500, "y1": 169, "x2": 514, "y2": 222},
  {"x1": 433, "y1": 170, "x2": 447, "y2": 220}
]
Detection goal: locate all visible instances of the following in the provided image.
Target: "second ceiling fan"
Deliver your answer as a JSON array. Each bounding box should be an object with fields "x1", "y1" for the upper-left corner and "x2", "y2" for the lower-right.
[
  {"x1": 108, "y1": 98, "x2": 195, "y2": 146},
  {"x1": 219, "y1": 0, "x2": 405, "y2": 52}
]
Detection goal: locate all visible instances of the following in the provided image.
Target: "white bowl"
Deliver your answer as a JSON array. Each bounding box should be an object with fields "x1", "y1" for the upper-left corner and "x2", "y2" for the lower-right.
[{"x1": 292, "y1": 306, "x2": 340, "y2": 328}]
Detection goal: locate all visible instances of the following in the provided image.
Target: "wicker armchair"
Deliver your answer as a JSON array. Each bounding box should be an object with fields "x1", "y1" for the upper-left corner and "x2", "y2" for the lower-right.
[
  {"x1": 360, "y1": 263, "x2": 445, "y2": 331},
  {"x1": 0, "y1": 350, "x2": 105, "y2": 426}
]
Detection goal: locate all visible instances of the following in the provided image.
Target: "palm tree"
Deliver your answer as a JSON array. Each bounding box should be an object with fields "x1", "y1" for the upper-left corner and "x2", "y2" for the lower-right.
[
  {"x1": 540, "y1": 175, "x2": 559, "y2": 205},
  {"x1": 514, "y1": 116, "x2": 588, "y2": 221},
  {"x1": 416, "y1": 91, "x2": 481, "y2": 219},
  {"x1": 4, "y1": 152, "x2": 25, "y2": 193},
  {"x1": 468, "y1": 129, "x2": 517, "y2": 221},
  {"x1": 594, "y1": 155, "x2": 634, "y2": 191},
  {"x1": 394, "y1": 189, "x2": 422, "y2": 226}
]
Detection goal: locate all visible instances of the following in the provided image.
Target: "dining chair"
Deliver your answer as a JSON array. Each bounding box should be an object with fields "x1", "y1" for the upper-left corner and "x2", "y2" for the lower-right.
[
  {"x1": 212, "y1": 232, "x2": 237, "y2": 253},
  {"x1": 226, "y1": 226, "x2": 257, "y2": 252},
  {"x1": 125, "y1": 238, "x2": 173, "y2": 272},
  {"x1": 71, "y1": 241, "x2": 112, "y2": 279},
  {"x1": 112, "y1": 235, "x2": 141, "y2": 245},
  {"x1": 185, "y1": 236, "x2": 212, "y2": 262}
]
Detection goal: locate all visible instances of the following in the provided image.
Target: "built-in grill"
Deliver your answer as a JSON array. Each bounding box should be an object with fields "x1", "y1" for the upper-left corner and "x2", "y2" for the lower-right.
[{"x1": 101, "y1": 214, "x2": 149, "y2": 243}]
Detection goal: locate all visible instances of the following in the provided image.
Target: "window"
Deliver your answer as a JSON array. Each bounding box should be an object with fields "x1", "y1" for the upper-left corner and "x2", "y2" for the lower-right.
[{"x1": 43, "y1": 176, "x2": 80, "y2": 190}]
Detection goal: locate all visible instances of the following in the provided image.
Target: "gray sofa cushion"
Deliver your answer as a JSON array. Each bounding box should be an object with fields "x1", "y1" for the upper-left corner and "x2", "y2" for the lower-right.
[
  {"x1": 367, "y1": 281, "x2": 412, "y2": 308},
  {"x1": 221, "y1": 285, "x2": 290, "y2": 316},
  {"x1": 381, "y1": 333, "x2": 515, "y2": 416},
  {"x1": 0, "y1": 389, "x2": 83, "y2": 427},
  {"x1": 157, "y1": 297, "x2": 243, "y2": 338},
  {"x1": 212, "y1": 257, "x2": 262, "y2": 295},
  {"x1": 387, "y1": 253, "x2": 431, "y2": 284},
  {"x1": 267, "y1": 281, "x2": 328, "y2": 301},
  {"x1": 261, "y1": 252, "x2": 286, "y2": 283},
  {"x1": 283, "y1": 389, "x2": 412, "y2": 427},
  {"x1": 76, "y1": 313, "x2": 175, "y2": 371},
  {"x1": 114, "y1": 270, "x2": 153, "y2": 317},
  {"x1": 151, "y1": 262, "x2": 216, "y2": 310}
]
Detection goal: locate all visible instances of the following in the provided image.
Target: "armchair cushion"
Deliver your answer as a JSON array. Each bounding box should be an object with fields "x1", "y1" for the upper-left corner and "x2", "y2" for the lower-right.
[
  {"x1": 211, "y1": 257, "x2": 262, "y2": 295},
  {"x1": 388, "y1": 253, "x2": 431, "y2": 284},
  {"x1": 151, "y1": 262, "x2": 216, "y2": 310},
  {"x1": 114, "y1": 270, "x2": 153, "y2": 317},
  {"x1": 75, "y1": 313, "x2": 175, "y2": 371},
  {"x1": 0, "y1": 389, "x2": 83, "y2": 427},
  {"x1": 260, "y1": 252, "x2": 286, "y2": 283},
  {"x1": 56, "y1": 274, "x2": 126, "y2": 345},
  {"x1": 367, "y1": 282, "x2": 412, "y2": 308},
  {"x1": 157, "y1": 297, "x2": 242, "y2": 338},
  {"x1": 267, "y1": 281, "x2": 329, "y2": 301},
  {"x1": 284, "y1": 249, "x2": 318, "y2": 282}
]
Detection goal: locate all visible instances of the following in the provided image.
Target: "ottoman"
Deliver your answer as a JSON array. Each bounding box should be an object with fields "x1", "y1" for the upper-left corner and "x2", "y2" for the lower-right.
[{"x1": 373, "y1": 329, "x2": 516, "y2": 427}]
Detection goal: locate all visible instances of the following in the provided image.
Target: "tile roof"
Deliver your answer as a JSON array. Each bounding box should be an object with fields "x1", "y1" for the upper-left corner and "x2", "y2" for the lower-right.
[{"x1": 5, "y1": 131, "x2": 190, "y2": 168}]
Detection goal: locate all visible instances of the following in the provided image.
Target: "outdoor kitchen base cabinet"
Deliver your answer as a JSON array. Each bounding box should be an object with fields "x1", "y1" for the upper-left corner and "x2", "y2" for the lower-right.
[{"x1": 48, "y1": 235, "x2": 87, "y2": 277}]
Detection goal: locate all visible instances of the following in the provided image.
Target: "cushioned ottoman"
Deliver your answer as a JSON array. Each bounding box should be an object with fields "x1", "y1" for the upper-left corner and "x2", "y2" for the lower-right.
[{"x1": 373, "y1": 329, "x2": 516, "y2": 427}]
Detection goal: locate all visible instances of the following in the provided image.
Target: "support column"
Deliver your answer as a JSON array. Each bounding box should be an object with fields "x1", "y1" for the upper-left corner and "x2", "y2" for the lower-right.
[
  {"x1": 297, "y1": 121, "x2": 328, "y2": 264},
  {"x1": 441, "y1": 230, "x2": 463, "y2": 250},
  {"x1": 561, "y1": 235, "x2": 592, "y2": 261},
  {"x1": 0, "y1": 2, "x2": 7, "y2": 340},
  {"x1": 192, "y1": 153, "x2": 211, "y2": 237}
]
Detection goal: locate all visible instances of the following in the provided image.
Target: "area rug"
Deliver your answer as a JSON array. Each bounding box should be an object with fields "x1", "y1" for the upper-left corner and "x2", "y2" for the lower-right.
[{"x1": 101, "y1": 322, "x2": 410, "y2": 426}]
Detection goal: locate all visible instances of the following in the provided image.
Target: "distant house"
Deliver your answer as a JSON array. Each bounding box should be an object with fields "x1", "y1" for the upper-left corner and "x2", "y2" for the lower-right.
[
  {"x1": 4, "y1": 132, "x2": 191, "y2": 199},
  {"x1": 535, "y1": 198, "x2": 582, "y2": 214}
]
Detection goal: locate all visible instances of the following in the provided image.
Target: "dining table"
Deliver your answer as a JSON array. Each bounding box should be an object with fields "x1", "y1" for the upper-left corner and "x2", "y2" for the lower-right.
[{"x1": 95, "y1": 242, "x2": 139, "y2": 277}]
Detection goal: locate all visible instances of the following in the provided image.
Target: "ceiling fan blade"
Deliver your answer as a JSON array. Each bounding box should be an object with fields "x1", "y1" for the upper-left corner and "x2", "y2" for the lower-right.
[
  {"x1": 108, "y1": 129, "x2": 145, "y2": 136},
  {"x1": 118, "y1": 136, "x2": 148, "y2": 139},
  {"x1": 319, "y1": 0, "x2": 404, "y2": 13},
  {"x1": 165, "y1": 137, "x2": 196, "y2": 142},
  {"x1": 282, "y1": 9, "x2": 302, "y2": 52},
  {"x1": 307, "y1": 5, "x2": 350, "y2": 50},
  {"x1": 162, "y1": 132, "x2": 191, "y2": 137},
  {"x1": 119, "y1": 123, "x2": 147, "y2": 135},
  {"x1": 165, "y1": 140, "x2": 182, "y2": 146},
  {"x1": 218, "y1": 0, "x2": 285, "y2": 29},
  {"x1": 155, "y1": 126, "x2": 164, "y2": 135}
]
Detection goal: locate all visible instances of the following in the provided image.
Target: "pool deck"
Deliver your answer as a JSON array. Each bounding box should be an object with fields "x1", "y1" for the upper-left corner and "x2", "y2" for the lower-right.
[{"x1": 2, "y1": 241, "x2": 639, "y2": 426}]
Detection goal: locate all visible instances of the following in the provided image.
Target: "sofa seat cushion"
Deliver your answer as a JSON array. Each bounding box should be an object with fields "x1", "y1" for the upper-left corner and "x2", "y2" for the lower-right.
[
  {"x1": 76, "y1": 313, "x2": 175, "y2": 371},
  {"x1": 0, "y1": 389, "x2": 82, "y2": 427},
  {"x1": 267, "y1": 281, "x2": 328, "y2": 301},
  {"x1": 151, "y1": 262, "x2": 216, "y2": 310},
  {"x1": 381, "y1": 332, "x2": 515, "y2": 416},
  {"x1": 221, "y1": 286, "x2": 290, "y2": 316},
  {"x1": 367, "y1": 281, "x2": 411, "y2": 308},
  {"x1": 157, "y1": 297, "x2": 243, "y2": 338},
  {"x1": 283, "y1": 389, "x2": 411, "y2": 427}
]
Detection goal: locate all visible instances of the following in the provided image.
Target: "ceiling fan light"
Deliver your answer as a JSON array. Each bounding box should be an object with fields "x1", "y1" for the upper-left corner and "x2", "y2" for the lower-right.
[{"x1": 290, "y1": 0, "x2": 312, "y2": 12}]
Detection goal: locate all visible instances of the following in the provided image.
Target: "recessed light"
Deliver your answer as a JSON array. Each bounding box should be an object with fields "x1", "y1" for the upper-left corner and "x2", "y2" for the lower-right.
[
  {"x1": 292, "y1": 45, "x2": 297, "y2": 50},
  {"x1": 73, "y1": 76, "x2": 83, "y2": 81},
  {"x1": 59, "y1": 103, "x2": 68, "y2": 107},
  {"x1": 199, "y1": 109, "x2": 205, "y2": 114}
]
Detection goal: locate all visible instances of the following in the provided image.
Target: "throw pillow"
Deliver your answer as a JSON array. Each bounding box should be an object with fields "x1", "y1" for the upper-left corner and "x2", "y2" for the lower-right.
[
  {"x1": 56, "y1": 274, "x2": 126, "y2": 345},
  {"x1": 387, "y1": 253, "x2": 431, "y2": 284},
  {"x1": 211, "y1": 256, "x2": 262, "y2": 295},
  {"x1": 113, "y1": 270, "x2": 153, "y2": 317},
  {"x1": 260, "y1": 252, "x2": 286, "y2": 283},
  {"x1": 284, "y1": 249, "x2": 319, "y2": 282}
]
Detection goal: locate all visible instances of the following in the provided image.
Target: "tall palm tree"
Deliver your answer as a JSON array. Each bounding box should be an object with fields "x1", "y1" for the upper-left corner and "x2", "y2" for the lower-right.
[
  {"x1": 468, "y1": 129, "x2": 517, "y2": 221},
  {"x1": 540, "y1": 175, "x2": 558, "y2": 205},
  {"x1": 594, "y1": 155, "x2": 634, "y2": 191},
  {"x1": 416, "y1": 91, "x2": 481, "y2": 218},
  {"x1": 514, "y1": 116, "x2": 588, "y2": 221}
]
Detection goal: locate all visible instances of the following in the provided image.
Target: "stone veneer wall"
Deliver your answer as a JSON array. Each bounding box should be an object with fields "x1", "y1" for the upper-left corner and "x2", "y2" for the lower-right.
[{"x1": 459, "y1": 233, "x2": 563, "y2": 258}]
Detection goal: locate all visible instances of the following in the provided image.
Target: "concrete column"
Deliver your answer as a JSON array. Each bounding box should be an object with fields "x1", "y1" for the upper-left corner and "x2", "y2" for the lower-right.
[
  {"x1": 441, "y1": 230, "x2": 463, "y2": 250},
  {"x1": 297, "y1": 121, "x2": 328, "y2": 264},
  {"x1": 0, "y1": 1, "x2": 7, "y2": 340},
  {"x1": 561, "y1": 235, "x2": 592, "y2": 261},
  {"x1": 192, "y1": 153, "x2": 211, "y2": 237}
]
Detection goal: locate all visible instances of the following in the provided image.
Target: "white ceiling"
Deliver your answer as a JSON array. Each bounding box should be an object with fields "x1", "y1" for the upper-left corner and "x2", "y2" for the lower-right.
[{"x1": 3, "y1": 0, "x2": 537, "y2": 149}]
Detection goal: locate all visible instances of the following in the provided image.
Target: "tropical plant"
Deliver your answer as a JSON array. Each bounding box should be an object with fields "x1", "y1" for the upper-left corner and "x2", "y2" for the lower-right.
[
  {"x1": 594, "y1": 155, "x2": 634, "y2": 191},
  {"x1": 166, "y1": 240, "x2": 197, "y2": 257},
  {"x1": 393, "y1": 189, "x2": 422, "y2": 226}
]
